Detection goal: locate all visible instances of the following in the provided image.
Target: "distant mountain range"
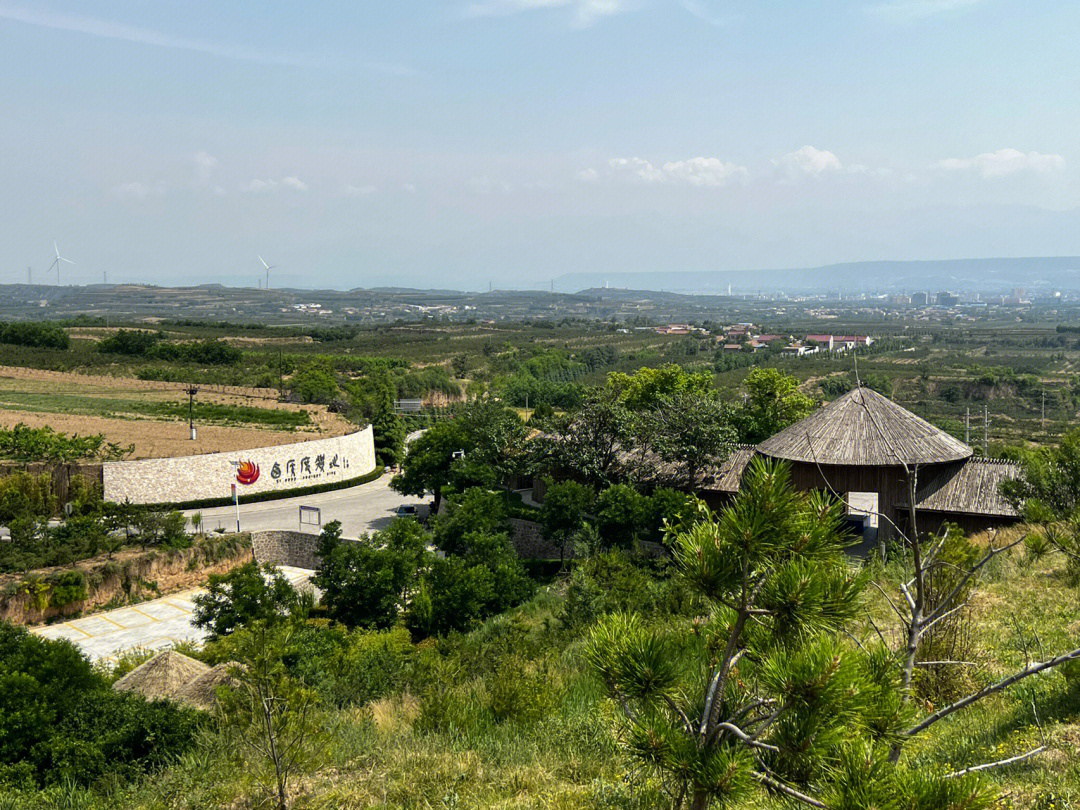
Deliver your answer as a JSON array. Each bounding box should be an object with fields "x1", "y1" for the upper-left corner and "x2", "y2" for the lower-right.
[{"x1": 555, "y1": 257, "x2": 1080, "y2": 295}]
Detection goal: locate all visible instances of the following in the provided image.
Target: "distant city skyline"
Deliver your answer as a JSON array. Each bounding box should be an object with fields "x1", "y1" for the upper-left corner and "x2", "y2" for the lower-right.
[{"x1": 2, "y1": 1, "x2": 1079, "y2": 289}]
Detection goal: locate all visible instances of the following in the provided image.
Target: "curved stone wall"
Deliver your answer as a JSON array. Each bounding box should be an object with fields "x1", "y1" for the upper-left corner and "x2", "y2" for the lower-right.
[{"x1": 103, "y1": 426, "x2": 375, "y2": 505}]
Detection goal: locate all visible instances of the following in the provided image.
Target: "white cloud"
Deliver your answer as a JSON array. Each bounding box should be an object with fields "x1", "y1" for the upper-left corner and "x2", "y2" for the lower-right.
[
  {"x1": 934, "y1": 149, "x2": 1065, "y2": 178},
  {"x1": 867, "y1": 0, "x2": 983, "y2": 22},
  {"x1": 344, "y1": 183, "x2": 378, "y2": 196},
  {"x1": 609, "y1": 157, "x2": 665, "y2": 183},
  {"x1": 463, "y1": 0, "x2": 629, "y2": 28},
  {"x1": 661, "y1": 157, "x2": 748, "y2": 186},
  {"x1": 193, "y1": 151, "x2": 217, "y2": 183},
  {"x1": 246, "y1": 177, "x2": 307, "y2": 193},
  {"x1": 773, "y1": 146, "x2": 843, "y2": 180},
  {"x1": 115, "y1": 181, "x2": 150, "y2": 199},
  {"x1": 609, "y1": 155, "x2": 748, "y2": 186},
  {"x1": 576, "y1": 168, "x2": 599, "y2": 183},
  {"x1": 211, "y1": 185, "x2": 226, "y2": 196},
  {"x1": 402, "y1": 183, "x2": 417, "y2": 193}
]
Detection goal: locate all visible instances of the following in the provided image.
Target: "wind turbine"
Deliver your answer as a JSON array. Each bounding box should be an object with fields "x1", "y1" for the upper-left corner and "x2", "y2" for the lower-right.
[
  {"x1": 48, "y1": 242, "x2": 74, "y2": 285},
  {"x1": 258, "y1": 255, "x2": 276, "y2": 289}
]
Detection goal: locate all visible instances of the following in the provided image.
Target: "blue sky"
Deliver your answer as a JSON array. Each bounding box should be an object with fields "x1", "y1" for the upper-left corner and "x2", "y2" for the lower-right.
[{"x1": 1, "y1": 0, "x2": 1078, "y2": 290}]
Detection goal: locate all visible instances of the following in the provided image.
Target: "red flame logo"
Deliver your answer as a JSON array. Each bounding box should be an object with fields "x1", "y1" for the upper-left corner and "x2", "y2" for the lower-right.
[{"x1": 236, "y1": 460, "x2": 260, "y2": 485}]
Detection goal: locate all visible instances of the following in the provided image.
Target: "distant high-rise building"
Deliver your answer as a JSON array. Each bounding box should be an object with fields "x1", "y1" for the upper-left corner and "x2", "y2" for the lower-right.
[
  {"x1": 936, "y1": 291, "x2": 960, "y2": 307},
  {"x1": 910, "y1": 291, "x2": 928, "y2": 306}
]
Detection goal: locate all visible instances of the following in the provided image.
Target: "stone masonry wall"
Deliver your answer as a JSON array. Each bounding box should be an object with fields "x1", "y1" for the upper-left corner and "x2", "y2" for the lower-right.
[
  {"x1": 509, "y1": 518, "x2": 573, "y2": 559},
  {"x1": 103, "y1": 427, "x2": 375, "y2": 504},
  {"x1": 251, "y1": 530, "x2": 323, "y2": 570}
]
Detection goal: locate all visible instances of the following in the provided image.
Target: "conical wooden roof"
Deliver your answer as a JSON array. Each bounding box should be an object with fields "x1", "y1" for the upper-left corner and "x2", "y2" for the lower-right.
[
  {"x1": 756, "y1": 386, "x2": 972, "y2": 466},
  {"x1": 113, "y1": 650, "x2": 210, "y2": 701}
]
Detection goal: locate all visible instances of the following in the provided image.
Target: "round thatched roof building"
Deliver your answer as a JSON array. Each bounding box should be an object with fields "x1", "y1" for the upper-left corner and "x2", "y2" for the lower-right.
[{"x1": 757, "y1": 386, "x2": 972, "y2": 467}]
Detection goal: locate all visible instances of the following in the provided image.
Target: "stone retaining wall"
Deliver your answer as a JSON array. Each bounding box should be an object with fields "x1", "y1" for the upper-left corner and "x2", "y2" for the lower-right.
[
  {"x1": 103, "y1": 426, "x2": 375, "y2": 504},
  {"x1": 509, "y1": 518, "x2": 573, "y2": 559},
  {"x1": 251, "y1": 530, "x2": 322, "y2": 570}
]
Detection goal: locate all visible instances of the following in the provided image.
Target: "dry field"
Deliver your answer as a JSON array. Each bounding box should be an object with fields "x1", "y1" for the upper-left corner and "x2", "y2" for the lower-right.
[{"x1": 0, "y1": 366, "x2": 352, "y2": 459}]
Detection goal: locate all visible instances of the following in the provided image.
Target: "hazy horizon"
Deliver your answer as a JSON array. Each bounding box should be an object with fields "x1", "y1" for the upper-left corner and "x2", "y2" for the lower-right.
[{"x1": 3, "y1": 1, "x2": 1080, "y2": 289}]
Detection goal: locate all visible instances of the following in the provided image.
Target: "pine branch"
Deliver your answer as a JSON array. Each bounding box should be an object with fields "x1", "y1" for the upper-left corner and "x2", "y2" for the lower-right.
[{"x1": 752, "y1": 770, "x2": 827, "y2": 808}]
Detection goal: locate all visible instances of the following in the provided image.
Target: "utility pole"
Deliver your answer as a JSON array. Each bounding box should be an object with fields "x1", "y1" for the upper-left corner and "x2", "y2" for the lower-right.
[
  {"x1": 983, "y1": 405, "x2": 989, "y2": 453},
  {"x1": 185, "y1": 385, "x2": 199, "y2": 440},
  {"x1": 1041, "y1": 390, "x2": 1046, "y2": 428},
  {"x1": 965, "y1": 407, "x2": 970, "y2": 445},
  {"x1": 278, "y1": 349, "x2": 285, "y2": 401}
]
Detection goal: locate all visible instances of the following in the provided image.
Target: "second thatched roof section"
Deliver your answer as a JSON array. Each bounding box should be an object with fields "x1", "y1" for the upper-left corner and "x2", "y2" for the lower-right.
[
  {"x1": 113, "y1": 650, "x2": 210, "y2": 701},
  {"x1": 756, "y1": 386, "x2": 972, "y2": 467}
]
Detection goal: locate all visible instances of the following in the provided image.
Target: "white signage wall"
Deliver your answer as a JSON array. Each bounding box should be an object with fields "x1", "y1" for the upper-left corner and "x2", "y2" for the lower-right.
[{"x1": 103, "y1": 426, "x2": 375, "y2": 504}]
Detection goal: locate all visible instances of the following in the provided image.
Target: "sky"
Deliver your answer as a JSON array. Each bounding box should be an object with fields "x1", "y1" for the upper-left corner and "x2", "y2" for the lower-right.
[{"x1": 1, "y1": 0, "x2": 1079, "y2": 291}]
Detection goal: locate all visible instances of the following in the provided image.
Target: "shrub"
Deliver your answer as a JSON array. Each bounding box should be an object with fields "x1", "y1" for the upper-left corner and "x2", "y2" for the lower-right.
[
  {"x1": 97, "y1": 329, "x2": 159, "y2": 356},
  {"x1": 0, "y1": 623, "x2": 199, "y2": 787},
  {"x1": 290, "y1": 361, "x2": 339, "y2": 404},
  {"x1": 0, "y1": 321, "x2": 69, "y2": 350}
]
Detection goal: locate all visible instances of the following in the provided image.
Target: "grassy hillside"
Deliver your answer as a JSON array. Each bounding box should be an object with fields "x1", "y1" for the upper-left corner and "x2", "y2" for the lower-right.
[{"x1": 3, "y1": 537, "x2": 1078, "y2": 810}]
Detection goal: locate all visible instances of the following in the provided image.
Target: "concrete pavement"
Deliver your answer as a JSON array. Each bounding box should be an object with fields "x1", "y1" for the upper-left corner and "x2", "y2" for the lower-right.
[
  {"x1": 185, "y1": 472, "x2": 427, "y2": 539},
  {"x1": 32, "y1": 566, "x2": 314, "y2": 663}
]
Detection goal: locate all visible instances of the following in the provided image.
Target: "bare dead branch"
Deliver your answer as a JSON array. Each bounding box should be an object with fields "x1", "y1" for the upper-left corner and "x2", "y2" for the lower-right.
[
  {"x1": 907, "y1": 646, "x2": 1080, "y2": 736},
  {"x1": 945, "y1": 746, "x2": 1045, "y2": 778}
]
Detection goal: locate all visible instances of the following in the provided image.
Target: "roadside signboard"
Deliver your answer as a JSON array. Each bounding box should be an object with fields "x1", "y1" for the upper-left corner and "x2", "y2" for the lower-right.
[{"x1": 299, "y1": 505, "x2": 321, "y2": 530}]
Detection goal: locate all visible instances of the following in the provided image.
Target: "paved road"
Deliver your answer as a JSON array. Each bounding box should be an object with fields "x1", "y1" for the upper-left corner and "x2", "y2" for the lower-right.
[
  {"x1": 33, "y1": 566, "x2": 314, "y2": 663},
  {"x1": 186, "y1": 472, "x2": 428, "y2": 539}
]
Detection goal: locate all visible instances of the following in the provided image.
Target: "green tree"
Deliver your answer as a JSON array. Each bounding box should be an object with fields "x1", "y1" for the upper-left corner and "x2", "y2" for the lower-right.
[
  {"x1": 346, "y1": 369, "x2": 405, "y2": 467},
  {"x1": 391, "y1": 420, "x2": 466, "y2": 513},
  {"x1": 313, "y1": 520, "x2": 427, "y2": 629},
  {"x1": 432, "y1": 487, "x2": 509, "y2": 555},
  {"x1": 540, "y1": 480, "x2": 595, "y2": 560},
  {"x1": 595, "y1": 484, "x2": 647, "y2": 550},
  {"x1": 219, "y1": 622, "x2": 322, "y2": 810},
  {"x1": 607, "y1": 363, "x2": 713, "y2": 411},
  {"x1": 193, "y1": 562, "x2": 306, "y2": 639},
  {"x1": 97, "y1": 329, "x2": 159, "y2": 355},
  {"x1": 585, "y1": 459, "x2": 993, "y2": 810},
  {"x1": 0, "y1": 624, "x2": 198, "y2": 787},
  {"x1": 733, "y1": 367, "x2": 817, "y2": 443},
  {"x1": 451, "y1": 353, "x2": 469, "y2": 378},
  {"x1": 1001, "y1": 428, "x2": 1080, "y2": 517},
  {"x1": 650, "y1": 390, "x2": 737, "y2": 488},
  {"x1": 543, "y1": 390, "x2": 632, "y2": 487},
  {"x1": 407, "y1": 530, "x2": 532, "y2": 636},
  {"x1": 290, "y1": 360, "x2": 339, "y2": 404}
]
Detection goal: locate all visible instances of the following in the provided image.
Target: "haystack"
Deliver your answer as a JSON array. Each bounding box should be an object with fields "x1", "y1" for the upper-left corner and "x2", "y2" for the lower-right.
[
  {"x1": 175, "y1": 663, "x2": 239, "y2": 710},
  {"x1": 113, "y1": 650, "x2": 210, "y2": 701}
]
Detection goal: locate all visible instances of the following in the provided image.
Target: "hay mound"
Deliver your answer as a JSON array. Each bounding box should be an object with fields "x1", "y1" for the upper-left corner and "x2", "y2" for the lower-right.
[
  {"x1": 176, "y1": 663, "x2": 238, "y2": 710},
  {"x1": 113, "y1": 650, "x2": 210, "y2": 701}
]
